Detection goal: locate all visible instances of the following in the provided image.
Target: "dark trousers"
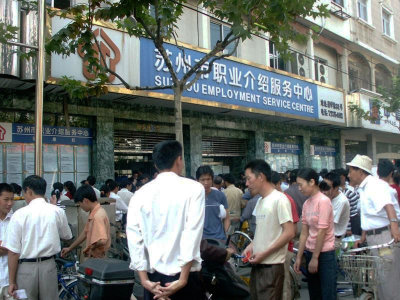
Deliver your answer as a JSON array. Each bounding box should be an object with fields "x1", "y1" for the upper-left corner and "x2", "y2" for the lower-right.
[
  {"x1": 304, "y1": 250, "x2": 337, "y2": 300},
  {"x1": 144, "y1": 271, "x2": 205, "y2": 300},
  {"x1": 250, "y1": 264, "x2": 284, "y2": 300},
  {"x1": 350, "y1": 214, "x2": 362, "y2": 236}
]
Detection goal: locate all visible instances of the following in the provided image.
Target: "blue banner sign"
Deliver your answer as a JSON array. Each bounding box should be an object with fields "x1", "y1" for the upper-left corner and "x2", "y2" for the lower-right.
[
  {"x1": 313, "y1": 145, "x2": 336, "y2": 156},
  {"x1": 140, "y1": 38, "x2": 318, "y2": 119},
  {"x1": 267, "y1": 142, "x2": 301, "y2": 154},
  {"x1": 12, "y1": 123, "x2": 92, "y2": 145}
]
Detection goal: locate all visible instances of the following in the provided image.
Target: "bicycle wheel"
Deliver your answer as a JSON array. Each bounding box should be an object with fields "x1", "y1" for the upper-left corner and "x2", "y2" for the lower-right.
[
  {"x1": 59, "y1": 279, "x2": 79, "y2": 300},
  {"x1": 229, "y1": 231, "x2": 252, "y2": 254}
]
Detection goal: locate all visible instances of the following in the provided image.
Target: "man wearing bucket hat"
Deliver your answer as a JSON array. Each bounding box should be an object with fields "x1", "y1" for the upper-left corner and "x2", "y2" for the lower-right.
[{"x1": 347, "y1": 154, "x2": 400, "y2": 300}]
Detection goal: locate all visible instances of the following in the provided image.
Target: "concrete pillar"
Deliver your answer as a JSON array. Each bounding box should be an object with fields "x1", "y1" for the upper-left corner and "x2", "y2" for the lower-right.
[
  {"x1": 93, "y1": 114, "x2": 115, "y2": 185},
  {"x1": 367, "y1": 134, "x2": 377, "y2": 165},
  {"x1": 255, "y1": 130, "x2": 265, "y2": 160},
  {"x1": 340, "y1": 49, "x2": 349, "y2": 91},
  {"x1": 300, "y1": 131, "x2": 311, "y2": 168},
  {"x1": 307, "y1": 30, "x2": 315, "y2": 80},
  {"x1": 370, "y1": 61, "x2": 376, "y2": 92},
  {"x1": 339, "y1": 132, "x2": 346, "y2": 167},
  {"x1": 189, "y1": 121, "x2": 202, "y2": 177}
]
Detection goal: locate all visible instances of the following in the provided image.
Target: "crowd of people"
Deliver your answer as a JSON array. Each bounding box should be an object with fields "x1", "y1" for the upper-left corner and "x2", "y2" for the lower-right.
[{"x1": 0, "y1": 140, "x2": 400, "y2": 300}]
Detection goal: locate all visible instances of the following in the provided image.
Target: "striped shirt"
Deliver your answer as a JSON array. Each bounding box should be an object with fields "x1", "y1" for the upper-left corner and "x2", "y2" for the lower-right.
[{"x1": 341, "y1": 186, "x2": 360, "y2": 231}]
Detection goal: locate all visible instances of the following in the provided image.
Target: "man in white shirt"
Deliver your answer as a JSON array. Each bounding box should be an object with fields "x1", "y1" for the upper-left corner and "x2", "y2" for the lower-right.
[
  {"x1": 347, "y1": 155, "x2": 400, "y2": 300},
  {"x1": 322, "y1": 172, "x2": 350, "y2": 238},
  {"x1": 4, "y1": 175, "x2": 72, "y2": 300},
  {"x1": 117, "y1": 178, "x2": 134, "y2": 207},
  {"x1": 127, "y1": 141, "x2": 205, "y2": 300},
  {"x1": 87, "y1": 176, "x2": 101, "y2": 199},
  {"x1": 0, "y1": 183, "x2": 14, "y2": 300},
  {"x1": 242, "y1": 160, "x2": 295, "y2": 300},
  {"x1": 108, "y1": 180, "x2": 128, "y2": 222}
]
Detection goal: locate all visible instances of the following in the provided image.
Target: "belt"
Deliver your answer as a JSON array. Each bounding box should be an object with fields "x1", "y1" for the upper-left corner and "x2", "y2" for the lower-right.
[
  {"x1": 254, "y1": 263, "x2": 283, "y2": 268},
  {"x1": 18, "y1": 255, "x2": 55, "y2": 264},
  {"x1": 365, "y1": 226, "x2": 389, "y2": 236}
]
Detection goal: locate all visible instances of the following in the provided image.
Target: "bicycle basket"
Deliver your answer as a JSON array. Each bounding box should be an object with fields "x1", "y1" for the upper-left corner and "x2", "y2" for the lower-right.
[{"x1": 338, "y1": 254, "x2": 391, "y2": 286}]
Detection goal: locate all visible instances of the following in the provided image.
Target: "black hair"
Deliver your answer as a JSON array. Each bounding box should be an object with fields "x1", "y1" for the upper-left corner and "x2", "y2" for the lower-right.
[
  {"x1": 105, "y1": 179, "x2": 114, "y2": 186},
  {"x1": 244, "y1": 159, "x2": 272, "y2": 182},
  {"x1": 196, "y1": 165, "x2": 214, "y2": 180},
  {"x1": 223, "y1": 173, "x2": 235, "y2": 185},
  {"x1": 107, "y1": 180, "x2": 118, "y2": 191},
  {"x1": 378, "y1": 159, "x2": 395, "y2": 178},
  {"x1": 152, "y1": 140, "x2": 182, "y2": 171},
  {"x1": 319, "y1": 168, "x2": 329, "y2": 177},
  {"x1": 10, "y1": 183, "x2": 21, "y2": 195},
  {"x1": 289, "y1": 169, "x2": 299, "y2": 184},
  {"x1": 51, "y1": 182, "x2": 63, "y2": 201},
  {"x1": 135, "y1": 181, "x2": 144, "y2": 189},
  {"x1": 23, "y1": 175, "x2": 46, "y2": 196},
  {"x1": 139, "y1": 173, "x2": 150, "y2": 180},
  {"x1": 213, "y1": 175, "x2": 223, "y2": 185},
  {"x1": 0, "y1": 183, "x2": 14, "y2": 195},
  {"x1": 319, "y1": 180, "x2": 331, "y2": 192},
  {"x1": 74, "y1": 184, "x2": 97, "y2": 203},
  {"x1": 333, "y1": 168, "x2": 348, "y2": 177},
  {"x1": 100, "y1": 184, "x2": 110, "y2": 197},
  {"x1": 393, "y1": 170, "x2": 400, "y2": 185},
  {"x1": 297, "y1": 168, "x2": 319, "y2": 185},
  {"x1": 323, "y1": 172, "x2": 341, "y2": 188},
  {"x1": 119, "y1": 178, "x2": 131, "y2": 189},
  {"x1": 87, "y1": 175, "x2": 96, "y2": 186},
  {"x1": 271, "y1": 171, "x2": 281, "y2": 185},
  {"x1": 64, "y1": 181, "x2": 76, "y2": 198}
]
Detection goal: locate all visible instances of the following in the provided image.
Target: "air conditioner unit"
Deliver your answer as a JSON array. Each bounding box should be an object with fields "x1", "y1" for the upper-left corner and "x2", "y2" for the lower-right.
[
  {"x1": 317, "y1": 62, "x2": 329, "y2": 84},
  {"x1": 296, "y1": 53, "x2": 309, "y2": 78}
]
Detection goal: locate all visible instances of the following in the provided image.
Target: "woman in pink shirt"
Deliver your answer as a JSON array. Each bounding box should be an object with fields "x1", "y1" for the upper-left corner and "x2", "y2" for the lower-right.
[{"x1": 294, "y1": 168, "x2": 336, "y2": 300}]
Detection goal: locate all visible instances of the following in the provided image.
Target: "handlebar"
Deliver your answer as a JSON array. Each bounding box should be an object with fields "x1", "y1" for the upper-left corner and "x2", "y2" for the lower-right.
[{"x1": 345, "y1": 239, "x2": 395, "y2": 253}]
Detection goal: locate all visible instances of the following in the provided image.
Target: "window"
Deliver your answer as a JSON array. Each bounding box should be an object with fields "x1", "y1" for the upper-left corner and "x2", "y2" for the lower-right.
[
  {"x1": 332, "y1": 0, "x2": 344, "y2": 7},
  {"x1": 269, "y1": 42, "x2": 285, "y2": 71},
  {"x1": 210, "y1": 22, "x2": 237, "y2": 56},
  {"x1": 46, "y1": 0, "x2": 70, "y2": 9},
  {"x1": 357, "y1": 0, "x2": 368, "y2": 22},
  {"x1": 382, "y1": 9, "x2": 392, "y2": 36}
]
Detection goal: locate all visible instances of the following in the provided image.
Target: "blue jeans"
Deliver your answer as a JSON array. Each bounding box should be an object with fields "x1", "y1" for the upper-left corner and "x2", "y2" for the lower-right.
[{"x1": 304, "y1": 250, "x2": 337, "y2": 300}]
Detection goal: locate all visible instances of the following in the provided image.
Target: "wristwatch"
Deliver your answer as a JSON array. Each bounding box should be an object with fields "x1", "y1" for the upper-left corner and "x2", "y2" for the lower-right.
[{"x1": 389, "y1": 218, "x2": 399, "y2": 222}]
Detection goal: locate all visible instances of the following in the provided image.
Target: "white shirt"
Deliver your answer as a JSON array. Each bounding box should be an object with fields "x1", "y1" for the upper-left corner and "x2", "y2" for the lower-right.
[
  {"x1": 331, "y1": 192, "x2": 350, "y2": 237},
  {"x1": 4, "y1": 198, "x2": 72, "y2": 259},
  {"x1": 357, "y1": 176, "x2": 400, "y2": 231},
  {"x1": 110, "y1": 192, "x2": 128, "y2": 221},
  {"x1": 118, "y1": 188, "x2": 134, "y2": 207},
  {"x1": 92, "y1": 186, "x2": 101, "y2": 199},
  {"x1": 253, "y1": 189, "x2": 293, "y2": 264},
  {"x1": 0, "y1": 211, "x2": 13, "y2": 288},
  {"x1": 127, "y1": 172, "x2": 205, "y2": 276}
]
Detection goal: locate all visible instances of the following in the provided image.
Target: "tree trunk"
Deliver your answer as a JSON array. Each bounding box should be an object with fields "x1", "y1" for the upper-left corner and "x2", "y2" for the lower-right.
[{"x1": 174, "y1": 86, "x2": 186, "y2": 175}]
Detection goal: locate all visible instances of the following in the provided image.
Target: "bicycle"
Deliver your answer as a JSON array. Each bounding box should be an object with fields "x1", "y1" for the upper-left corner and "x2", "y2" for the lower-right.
[
  {"x1": 227, "y1": 231, "x2": 252, "y2": 285},
  {"x1": 56, "y1": 255, "x2": 80, "y2": 300}
]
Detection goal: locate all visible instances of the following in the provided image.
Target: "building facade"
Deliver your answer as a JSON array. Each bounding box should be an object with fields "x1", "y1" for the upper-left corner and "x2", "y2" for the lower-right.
[{"x1": 0, "y1": 0, "x2": 399, "y2": 191}]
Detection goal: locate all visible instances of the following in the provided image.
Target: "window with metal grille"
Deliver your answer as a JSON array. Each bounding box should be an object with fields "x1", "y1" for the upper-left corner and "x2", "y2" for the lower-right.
[
  {"x1": 114, "y1": 131, "x2": 175, "y2": 154},
  {"x1": 202, "y1": 136, "x2": 247, "y2": 157}
]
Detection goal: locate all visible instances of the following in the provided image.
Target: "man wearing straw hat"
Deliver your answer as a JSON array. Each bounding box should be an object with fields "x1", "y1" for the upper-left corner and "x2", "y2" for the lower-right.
[{"x1": 347, "y1": 154, "x2": 400, "y2": 300}]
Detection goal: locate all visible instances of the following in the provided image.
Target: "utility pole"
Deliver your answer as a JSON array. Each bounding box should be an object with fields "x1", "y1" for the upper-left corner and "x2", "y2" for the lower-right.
[{"x1": 34, "y1": 0, "x2": 45, "y2": 176}]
